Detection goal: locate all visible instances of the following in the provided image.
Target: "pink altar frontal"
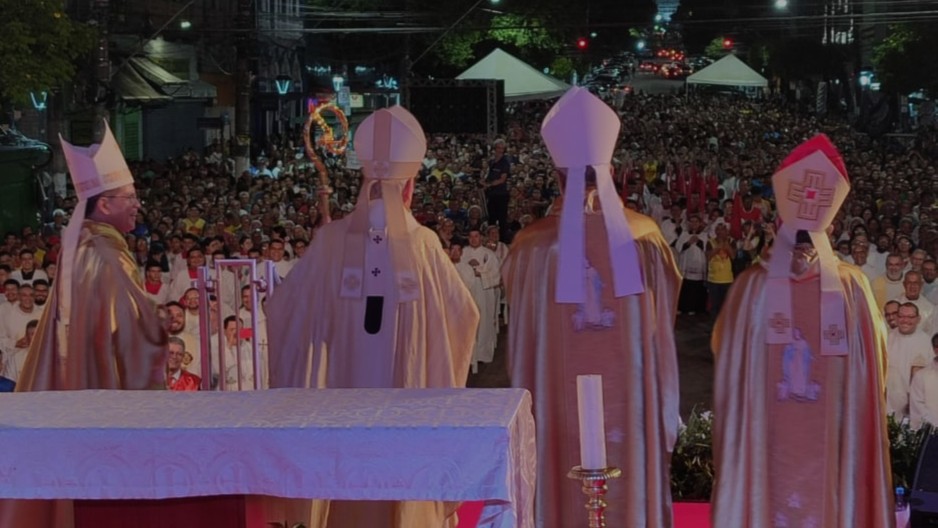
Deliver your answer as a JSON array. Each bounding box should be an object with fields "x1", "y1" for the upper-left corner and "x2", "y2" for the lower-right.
[{"x1": 0, "y1": 388, "x2": 536, "y2": 528}]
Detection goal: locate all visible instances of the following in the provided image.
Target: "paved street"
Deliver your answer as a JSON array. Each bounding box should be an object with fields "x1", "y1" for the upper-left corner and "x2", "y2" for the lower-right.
[
  {"x1": 627, "y1": 72, "x2": 687, "y2": 96},
  {"x1": 468, "y1": 313, "x2": 715, "y2": 420}
]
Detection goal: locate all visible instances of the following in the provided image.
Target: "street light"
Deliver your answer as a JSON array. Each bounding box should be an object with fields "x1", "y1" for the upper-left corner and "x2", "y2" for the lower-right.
[
  {"x1": 275, "y1": 75, "x2": 293, "y2": 136},
  {"x1": 774, "y1": 0, "x2": 788, "y2": 9}
]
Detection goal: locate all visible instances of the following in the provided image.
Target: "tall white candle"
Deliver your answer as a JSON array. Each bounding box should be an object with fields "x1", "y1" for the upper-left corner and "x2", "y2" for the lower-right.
[{"x1": 576, "y1": 374, "x2": 607, "y2": 470}]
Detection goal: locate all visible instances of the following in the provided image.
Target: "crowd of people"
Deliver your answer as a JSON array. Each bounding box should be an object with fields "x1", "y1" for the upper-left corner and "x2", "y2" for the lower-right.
[{"x1": 1, "y1": 91, "x2": 937, "y2": 421}]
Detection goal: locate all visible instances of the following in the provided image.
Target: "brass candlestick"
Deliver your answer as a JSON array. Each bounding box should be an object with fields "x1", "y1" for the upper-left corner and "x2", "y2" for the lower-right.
[{"x1": 567, "y1": 466, "x2": 622, "y2": 528}]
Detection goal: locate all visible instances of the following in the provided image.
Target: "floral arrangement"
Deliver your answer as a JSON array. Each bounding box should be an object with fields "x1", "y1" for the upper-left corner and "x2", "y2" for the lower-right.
[
  {"x1": 888, "y1": 414, "x2": 931, "y2": 489},
  {"x1": 670, "y1": 408, "x2": 934, "y2": 501},
  {"x1": 670, "y1": 407, "x2": 715, "y2": 501}
]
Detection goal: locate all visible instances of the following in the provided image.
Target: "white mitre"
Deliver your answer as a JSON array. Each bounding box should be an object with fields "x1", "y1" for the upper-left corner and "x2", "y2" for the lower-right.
[
  {"x1": 57, "y1": 121, "x2": 135, "y2": 324},
  {"x1": 340, "y1": 106, "x2": 426, "y2": 304},
  {"x1": 541, "y1": 87, "x2": 644, "y2": 303}
]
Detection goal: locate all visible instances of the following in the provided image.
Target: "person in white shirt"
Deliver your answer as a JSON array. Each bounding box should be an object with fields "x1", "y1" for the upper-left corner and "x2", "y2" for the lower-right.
[
  {"x1": 870, "y1": 234, "x2": 891, "y2": 270},
  {"x1": 0, "y1": 279, "x2": 17, "y2": 304},
  {"x1": 659, "y1": 203, "x2": 684, "y2": 249},
  {"x1": 142, "y1": 261, "x2": 171, "y2": 306},
  {"x1": 886, "y1": 302, "x2": 933, "y2": 418},
  {"x1": 32, "y1": 279, "x2": 50, "y2": 308},
  {"x1": 168, "y1": 246, "x2": 206, "y2": 303},
  {"x1": 452, "y1": 230, "x2": 500, "y2": 373},
  {"x1": 484, "y1": 224, "x2": 509, "y2": 263},
  {"x1": 870, "y1": 253, "x2": 906, "y2": 311},
  {"x1": 675, "y1": 213, "x2": 708, "y2": 315},
  {"x1": 897, "y1": 271, "x2": 937, "y2": 335},
  {"x1": 646, "y1": 191, "x2": 672, "y2": 226},
  {"x1": 848, "y1": 240, "x2": 879, "y2": 282},
  {"x1": 0, "y1": 266, "x2": 11, "y2": 304},
  {"x1": 923, "y1": 259, "x2": 938, "y2": 304},
  {"x1": 884, "y1": 300, "x2": 900, "y2": 331},
  {"x1": 2, "y1": 284, "x2": 40, "y2": 342},
  {"x1": 9, "y1": 249, "x2": 48, "y2": 286},
  {"x1": 910, "y1": 332, "x2": 938, "y2": 430},
  {"x1": 0, "y1": 319, "x2": 38, "y2": 383},
  {"x1": 237, "y1": 284, "x2": 268, "y2": 387},
  {"x1": 910, "y1": 248, "x2": 928, "y2": 273},
  {"x1": 165, "y1": 301, "x2": 202, "y2": 378},
  {"x1": 182, "y1": 288, "x2": 202, "y2": 339},
  {"x1": 268, "y1": 239, "x2": 295, "y2": 279},
  {"x1": 0, "y1": 277, "x2": 17, "y2": 323},
  {"x1": 217, "y1": 315, "x2": 258, "y2": 390}
]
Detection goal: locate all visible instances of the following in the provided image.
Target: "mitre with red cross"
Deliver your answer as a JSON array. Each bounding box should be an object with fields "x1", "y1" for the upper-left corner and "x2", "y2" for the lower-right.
[{"x1": 765, "y1": 134, "x2": 850, "y2": 356}]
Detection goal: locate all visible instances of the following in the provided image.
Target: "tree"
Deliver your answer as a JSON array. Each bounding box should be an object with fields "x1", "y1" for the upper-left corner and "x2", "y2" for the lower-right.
[
  {"x1": 704, "y1": 37, "x2": 730, "y2": 59},
  {"x1": 433, "y1": 14, "x2": 564, "y2": 72},
  {"x1": 873, "y1": 24, "x2": 938, "y2": 97},
  {"x1": 0, "y1": 0, "x2": 95, "y2": 105},
  {"x1": 549, "y1": 56, "x2": 575, "y2": 81}
]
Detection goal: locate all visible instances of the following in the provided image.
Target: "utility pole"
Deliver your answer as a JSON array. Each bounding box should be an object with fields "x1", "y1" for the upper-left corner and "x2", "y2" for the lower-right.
[{"x1": 234, "y1": 0, "x2": 255, "y2": 176}]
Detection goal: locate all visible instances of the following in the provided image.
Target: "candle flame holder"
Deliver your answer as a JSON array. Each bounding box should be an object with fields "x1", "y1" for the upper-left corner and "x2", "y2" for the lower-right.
[{"x1": 567, "y1": 466, "x2": 622, "y2": 528}]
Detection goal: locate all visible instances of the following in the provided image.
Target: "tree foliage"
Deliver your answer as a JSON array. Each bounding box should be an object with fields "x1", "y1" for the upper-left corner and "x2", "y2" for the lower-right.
[
  {"x1": 435, "y1": 14, "x2": 563, "y2": 70},
  {"x1": 873, "y1": 24, "x2": 938, "y2": 97},
  {"x1": 0, "y1": 0, "x2": 95, "y2": 104},
  {"x1": 703, "y1": 37, "x2": 730, "y2": 59}
]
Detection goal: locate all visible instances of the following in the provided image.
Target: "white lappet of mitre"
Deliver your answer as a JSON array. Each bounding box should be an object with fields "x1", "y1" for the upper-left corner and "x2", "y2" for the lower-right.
[
  {"x1": 340, "y1": 106, "x2": 424, "y2": 306},
  {"x1": 766, "y1": 134, "x2": 850, "y2": 356},
  {"x1": 541, "y1": 87, "x2": 644, "y2": 303},
  {"x1": 58, "y1": 121, "x2": 135, "y2": 324}
]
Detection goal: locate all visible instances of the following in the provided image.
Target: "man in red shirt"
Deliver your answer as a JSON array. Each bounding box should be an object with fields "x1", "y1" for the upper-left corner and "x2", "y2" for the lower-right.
[{"x1": 166, "y1": 337, "x2": 200, "y2": 391}]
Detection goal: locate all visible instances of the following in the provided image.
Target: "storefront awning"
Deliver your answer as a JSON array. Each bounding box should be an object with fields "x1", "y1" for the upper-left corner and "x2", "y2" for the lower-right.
[
  {"x1": 112, "y1": 62, "x2": 173, "y2": 104},
  {"x1": 124, "y1": 57, "x2": 217, "y2": 100}
]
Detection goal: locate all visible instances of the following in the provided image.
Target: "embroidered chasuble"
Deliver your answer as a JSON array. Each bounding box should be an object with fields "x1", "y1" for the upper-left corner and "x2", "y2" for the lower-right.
[{"x1": 711, "y1": 262, "x2": 893, "y2": 528}]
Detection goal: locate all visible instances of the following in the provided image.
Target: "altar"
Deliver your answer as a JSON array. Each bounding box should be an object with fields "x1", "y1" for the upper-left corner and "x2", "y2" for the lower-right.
[{"x1": 0, "y1": 388, "x2": 535, "y2": 528}]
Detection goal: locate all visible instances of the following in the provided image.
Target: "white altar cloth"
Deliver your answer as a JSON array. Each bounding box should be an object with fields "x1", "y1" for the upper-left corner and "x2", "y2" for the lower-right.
[{"x1": 0, "y1": 388, "x2": 535, "y2": 528}]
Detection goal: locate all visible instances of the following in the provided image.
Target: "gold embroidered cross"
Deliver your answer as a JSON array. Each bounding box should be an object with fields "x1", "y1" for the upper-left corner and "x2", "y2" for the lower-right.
[
  {"x1": 342, "y1": 273, "x2": 361, "y2": 291},
  {"x1": 824, "y1": 324, "x2": 845, "y2": 346},
  {"x1": 787, "y1": 170, "x2": 835, "y2": 221},
  {"x1": 770, "y1": 312, "x2": 791, "y2": 334}
]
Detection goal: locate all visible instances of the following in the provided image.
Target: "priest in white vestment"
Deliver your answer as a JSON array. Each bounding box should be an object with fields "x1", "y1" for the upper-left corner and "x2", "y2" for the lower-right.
[
  {"x1": 452, "y1": 230, "x2": 500, "y2": 372},
  {"x1": 910, "y1": 334, "x2": 938, "y2": 430},
  {"x1": 886, "y1": 302, "x2": 933, "y2": 417},
  {"x1": 871, "y1": 253, "x2": 906, "y2": 310},
  {"x1": 485, "y1": 224, "x2": 509, "y2": 263},
  {"x1": 0, "y1": 320, "x2": 37, "y2": 383},
  {"x1": 896, "y1": 270, "x2": 937, "y2": 335},
  {"x1": 266, "y1": 106, "x2": 478, "y2": 528}
]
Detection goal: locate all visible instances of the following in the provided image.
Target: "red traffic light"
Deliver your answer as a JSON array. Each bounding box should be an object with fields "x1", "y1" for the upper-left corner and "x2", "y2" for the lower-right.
[
  {"x1": 577, "y1": 37, "x2": 589, "y2": 50},
  {"x1": 722, "y1": 38, "x2": 733, "y2": 49}
]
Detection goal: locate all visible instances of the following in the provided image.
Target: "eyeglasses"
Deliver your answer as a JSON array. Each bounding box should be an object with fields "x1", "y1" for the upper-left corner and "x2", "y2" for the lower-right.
[{"x1": 102, "y1": 194, "x2": 140, "y2": 203}]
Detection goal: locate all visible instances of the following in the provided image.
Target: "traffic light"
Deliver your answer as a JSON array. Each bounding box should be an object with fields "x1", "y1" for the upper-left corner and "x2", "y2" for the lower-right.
[
  {"x1": 722, "y1": 38, "x2": 733, "y2": 49},
  {"x1": 577, "y1": 37, "x2": 589, "y2": 50}
]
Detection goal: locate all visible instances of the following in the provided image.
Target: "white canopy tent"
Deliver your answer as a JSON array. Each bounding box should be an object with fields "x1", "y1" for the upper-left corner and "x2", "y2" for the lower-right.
[
  {"x1": 686, "y1": 54, "x2": 768, "y2": 88},
  {"x1": 457, "y1": 48, "x2": 570, "y2": 101}
]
